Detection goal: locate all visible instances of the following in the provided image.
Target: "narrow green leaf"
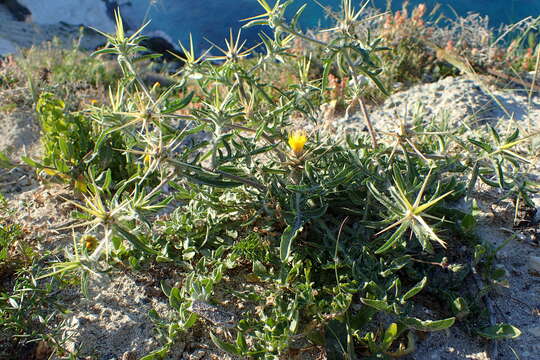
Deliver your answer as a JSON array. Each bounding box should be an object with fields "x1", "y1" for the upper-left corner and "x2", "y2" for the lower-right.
[
  {"x1": 161, "y1": 91, "x2": 194, "y2": 114},
  {"x1": 140, "y1": 347, "x2": 169, "y2": 360},
  {"x1": 478, "y1": 324, "x2": 521, "y2": 340},
  {"x1": 494, "y1": 159, "x2": 505, "y2": 188},
  {"x1": 380, "y1": 256, "x2": 411, "y2": 277},
  {"x1": 114, "y1": 224, "x2": 159, "y2": 255},
  {"x1": 102, "y1": 169, "x2": 112, "y2": 191},
  {"x1": 489, "y1": 125, "x2": 501, "y2": 144},
  {"x1": 360, "y1": 298, "x2": 392, "y2": 312},
  {"x1": 402, "y1": 276, "x2": 427, "y2": 301},
  {"x1": 92, "y1": 48, "x2": 119, "y2": 56},
  {"x1": 375, "y1": 220, "x2": 409, "y2": 254},
  {"x1": 280, "y1": 221, "x2": 303, "y2": 262},
  {"x1": 468, "y1": 138, "x2": 493, "y2": 153},
  {"x1": 21, "y1": 156, "x2": 42, "y2": 168},
  {"x1": 187, "y1": 173, "x2": 243, "y2": 188},
  {"x1": 236, "y1": 331, "x2": 248, "y2": 352},
  {"x1": 466, "y1": 162, "x2": 480, "y2": 199},
  {"x1": 291, "y1": 3, "x2": 307, "y2": 28},
  {"x1": 479, "y1": 174, "x2": 501, "y2": 188},
  {"x1": 382, "y1": 323, "x2": 398, "y2": 351},
  {"x1": 210, "y1": 333, "x2": 241, "y2": 355},
  {"x1": 168, "y1": 287, "x2": 182, "y2": 309},
  {"x1": 401, "y1": 317, "x2": 455, "y2": 331},
  {"x1": 505, "y1": 128, "x2": 520, "y2": 143},
  {"x1": 0, "y1": 152, "x2": 14, "y2": 168},
  {"x1": 184, "y1": 312, "x2": 198, "y2": 328},
  {"x1": 367, "y1": 182, "x2": 403, "y2": 214}
]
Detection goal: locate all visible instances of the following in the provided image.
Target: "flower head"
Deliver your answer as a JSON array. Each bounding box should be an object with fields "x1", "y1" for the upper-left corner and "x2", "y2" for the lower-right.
[
  {"x1": 81, "y1": 234, "x2": 98, "y2": 252},
  {"x1": 288, "y1": 130, "x2": 307, "y2": 157},
  {"x1": 143, "y1": 153, "x2": 152, "y2": 167}
]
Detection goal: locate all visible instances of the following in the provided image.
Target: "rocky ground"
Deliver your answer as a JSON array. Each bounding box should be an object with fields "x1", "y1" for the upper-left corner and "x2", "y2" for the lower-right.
[{"x1": 1, "y1": 73, "x2": 539, "y2": 359}]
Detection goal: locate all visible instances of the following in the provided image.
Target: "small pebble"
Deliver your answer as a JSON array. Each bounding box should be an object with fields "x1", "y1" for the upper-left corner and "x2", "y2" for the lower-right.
[
  {"x1": 121, "y1": 351, "x2": 137, "y2": 360},
  {"x1": 184, "y1": 350, "x2": 206, "y2": 360}
]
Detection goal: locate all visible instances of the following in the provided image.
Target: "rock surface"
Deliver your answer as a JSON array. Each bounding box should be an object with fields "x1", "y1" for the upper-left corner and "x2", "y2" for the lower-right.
[
  {"x1": 370, "y1": 77, "x2": 497, "y2": 129},
  {"x1": 18, "y1": 0, "x2": 114, "y2": 32},
  {"x1": 333, "y1": 75, "x2": 540, "y2": 145},
  {"x1": 1, "y1": 0, "x2": 31, "y2": 22},
  {"x1": 370, "y1": 76, "x2": 540, "y2": 131},
  {"x1": 0, "y1": 37, "x2": 16, "y2": 55},
  {"x1": 0, "y1": 3, "x2": 105, "y2": 55}
]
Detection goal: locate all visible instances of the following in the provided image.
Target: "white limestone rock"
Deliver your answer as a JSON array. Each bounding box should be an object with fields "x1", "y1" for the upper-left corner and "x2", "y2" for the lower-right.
[{"x1": 18, "y1": 0, "x2": 115, "y2": 33}]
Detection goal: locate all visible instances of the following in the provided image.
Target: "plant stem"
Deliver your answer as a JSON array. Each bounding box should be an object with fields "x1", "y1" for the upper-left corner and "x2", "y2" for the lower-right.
[
  {"x1": 279, "y1": 25, "x2": 330, "y2": 48},
  {"x1": 343, "y1": 51, "x2": 378, "y2": 148},
  {"x1": 359, "y1": 97, "x2": 378, "y2": 148}
]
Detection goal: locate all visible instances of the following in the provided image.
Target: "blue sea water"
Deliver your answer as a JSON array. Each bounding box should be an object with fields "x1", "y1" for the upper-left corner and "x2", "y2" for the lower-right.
[{"x1": 120, "y1": 0, "x2": 540, "y2": 49}]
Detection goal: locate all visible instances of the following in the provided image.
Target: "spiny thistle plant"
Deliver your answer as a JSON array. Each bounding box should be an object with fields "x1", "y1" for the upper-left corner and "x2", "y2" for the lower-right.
[{"x1": 31, "y1": 1, "x2": 538, "y2": 358}]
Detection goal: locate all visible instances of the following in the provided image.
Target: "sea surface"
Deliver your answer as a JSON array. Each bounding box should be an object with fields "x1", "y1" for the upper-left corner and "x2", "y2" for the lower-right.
[{"x1": 119, "y1": 0, "x2": 540, "y2": 49}]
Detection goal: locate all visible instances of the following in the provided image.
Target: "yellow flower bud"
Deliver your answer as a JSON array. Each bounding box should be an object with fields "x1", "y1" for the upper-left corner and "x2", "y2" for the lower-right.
[
  {"x1": 74, "y1": 176, "x2": 88, "y2": 193},
  {"x1": 81, "y1": 234, "x2": 98, "y2": 252},
  {"x1": 144, "y1": 153, "x2": 152, "y2": 167}
]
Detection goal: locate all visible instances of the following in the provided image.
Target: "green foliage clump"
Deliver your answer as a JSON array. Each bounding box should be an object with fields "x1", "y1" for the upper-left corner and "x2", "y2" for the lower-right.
[
  {"x1": 0, "y1": 265, "x2": 67, "y2": 359},
  {"x1": 232, "y1": 233, "x2": 271, "y2": 263},
  {"x1": 0, "y1": 202, "x2": 66, "y2": 359},
  {"x1": 30, "y1": 92, "x2": 133, "y2": 187},
  {"x1": 19, "y1": 35, "x2": 120, "y2": 90},
  {"x1": 0, "y1": 218, "x2": 28, "y2": 280},
  {"x1": 36, "y1": 92, "x2": 93, "y2": 178},
  {"x1": 0, "y1": 196, "x2": 32, "y2": 281}
]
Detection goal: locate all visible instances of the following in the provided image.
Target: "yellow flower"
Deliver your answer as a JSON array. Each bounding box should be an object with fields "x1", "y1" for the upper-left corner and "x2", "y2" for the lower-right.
[{"x1": 288, "y1": 130, "x2": 307, "y2": 157}]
